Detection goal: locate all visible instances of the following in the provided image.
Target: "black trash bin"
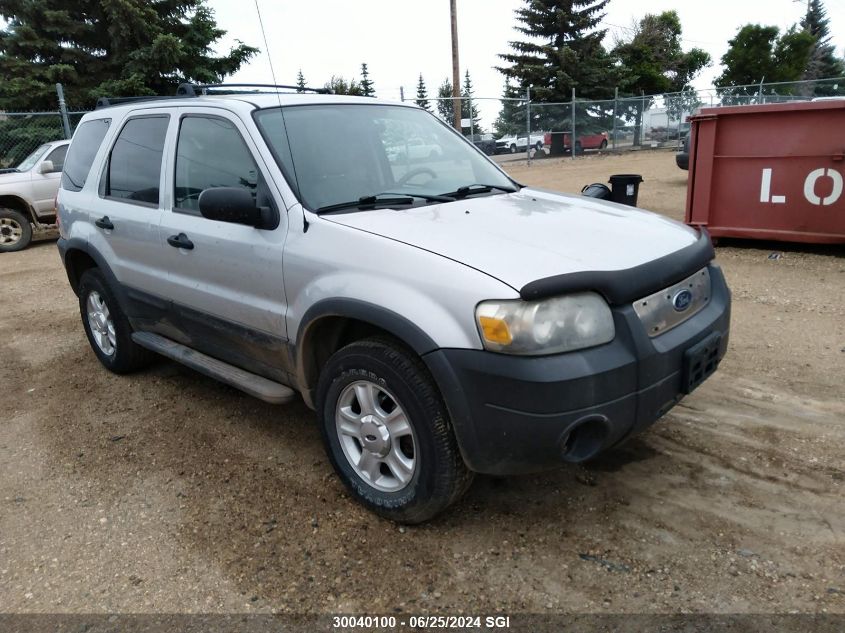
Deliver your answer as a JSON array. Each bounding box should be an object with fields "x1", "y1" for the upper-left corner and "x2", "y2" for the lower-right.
[{"x1": 608, "y1": 174, "x2": 643, "y2": 207}]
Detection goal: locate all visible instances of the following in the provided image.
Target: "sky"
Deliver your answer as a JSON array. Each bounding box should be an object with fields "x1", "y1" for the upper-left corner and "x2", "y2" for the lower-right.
[{"x1": 211, "y1": 0, "x2": 845, "y2": 125}]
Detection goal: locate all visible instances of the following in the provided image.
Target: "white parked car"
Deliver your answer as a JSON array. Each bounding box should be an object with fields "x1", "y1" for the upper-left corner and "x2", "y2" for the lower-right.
[
  {"x1": 388, "y1": 137, "x2": 442, "y2": 161},
  {"x1": 0, "y1": 139, "x2": 69, "y2": 252},
  {"x1": 495, "y1": 133, "x2": 545, "y2": 154}
]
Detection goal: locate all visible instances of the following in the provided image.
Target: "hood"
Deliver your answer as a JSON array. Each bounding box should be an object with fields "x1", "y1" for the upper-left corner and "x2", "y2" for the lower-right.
[
  {"x1": 0, "y1": 171, "x2": 31, "y2": 187},
  {"x1": 324, "y1": 188, "x2": 700, "y2": 292}
]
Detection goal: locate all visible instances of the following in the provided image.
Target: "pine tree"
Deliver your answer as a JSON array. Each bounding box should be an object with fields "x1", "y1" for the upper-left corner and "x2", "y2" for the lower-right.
[
  {"x1": 436, "y1": 78, "x2": 454, "y2": 122},
  {"x1": 497, "y1": 0, "x2": 616, "y2": 103},
  {"x1": 324, "y1": 76, "x2": 364, "y2": 96},
  {"x1": 494, "y1": 80, "x2": 525, "y2": 137},
  {"x1": 461, "y1": 70, "x2": 483, "y2": 133},
  {"x1": 415, "y1": 74, "x2": 431, "y2": 111},
  {"x1": 0, "y1": 0, "x2": 258, "y2": 110},
  {"x1": 296, "y1": 69, "x2": 307, "y2": 93},
  {"x1": 801, "y1": 0, "x2": 845, "y2": 93},
  {"x1": 360, "y1": 63, "x2": 375, "y2": 97}
]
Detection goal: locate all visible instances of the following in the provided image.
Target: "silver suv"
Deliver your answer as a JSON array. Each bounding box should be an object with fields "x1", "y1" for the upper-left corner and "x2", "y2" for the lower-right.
[{"x1": 57, "y1": 85, "x2": 731, "y2": 523}]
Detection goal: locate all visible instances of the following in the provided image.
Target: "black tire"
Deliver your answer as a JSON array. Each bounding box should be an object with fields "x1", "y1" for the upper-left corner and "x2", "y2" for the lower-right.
[
  {"x1": 316, "y1": 338, "x2": 473, "y2": 523},
  {"x1": 0, "y1": 208, "x2": 33, "y2": 253},
  {"x1": 599, "y1": 139, "x2": 608, "y2": 150},
  {"x1": 535, "y1": 141, "x2": 543, "y2": 151},
  {"x1": 575, "y1": 141, "x2": 583, "y2": 155},
  {"x1": 78, "y1": 268, "x2": 154, "y2": 374},
  {"x1": 509, "y1": 143, "x2": 517, "y2": 154}
]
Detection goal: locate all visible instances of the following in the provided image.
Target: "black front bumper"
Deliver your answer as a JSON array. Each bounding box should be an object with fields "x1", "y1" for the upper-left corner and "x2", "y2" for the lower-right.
[{"x1": 423, "y1": 264, "x2": 731, "y2": 475}]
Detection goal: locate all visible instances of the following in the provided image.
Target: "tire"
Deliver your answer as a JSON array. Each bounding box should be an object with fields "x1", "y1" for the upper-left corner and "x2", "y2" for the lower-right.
[
  {"x1": 316, "y1": 338, "x2": 473, "y2": 523},
  {"x1": 535, "y1": 141, "x2": 543, "y2": 151},
  {"x1": 78, "y1": 268, "x2": 154, "y2": 374},
  {"x1": 575, "y1": 141, "x2": 583, "y2": 155},
  {"x1": 0, "y1": 208, "x2": 33, "y2": 253},
  {"x1": 599, "y1": 139, "x2": 608, "y2": 150},
  {"x1": 509, "y1": 144, "x2": 517, "y2": 154}
]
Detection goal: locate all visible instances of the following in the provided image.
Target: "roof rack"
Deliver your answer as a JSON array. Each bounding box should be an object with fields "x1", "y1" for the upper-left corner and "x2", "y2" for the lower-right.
[
  {"x1": 95, "y1": 82, "x2": 333, "y2": 109},
  {"x1": 176, "y1": 82, "x2": 332, "y2": 96}
]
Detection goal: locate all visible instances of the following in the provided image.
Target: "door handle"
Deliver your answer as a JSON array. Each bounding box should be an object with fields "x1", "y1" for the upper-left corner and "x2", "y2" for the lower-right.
[
  {"x1": 94, "y1": 216, "x2": 114, "y2": 230},
  {"x1": 167, "y1": 233, "x2": 194, "y2": 250}
]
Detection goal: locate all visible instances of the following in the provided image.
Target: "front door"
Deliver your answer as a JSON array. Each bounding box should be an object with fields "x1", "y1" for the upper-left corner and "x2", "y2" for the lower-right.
[
  {"x1": 30, "y1": 143, "x2": 67, "y2": 216},
  {"x1": 155, "y1": 109, "x2": 289, "y2": 381}
]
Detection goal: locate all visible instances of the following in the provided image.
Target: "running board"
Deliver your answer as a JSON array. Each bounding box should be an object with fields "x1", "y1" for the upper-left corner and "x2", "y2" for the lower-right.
[{"x1": 131, "y1": 332, "x2": 296, "y2": 404}]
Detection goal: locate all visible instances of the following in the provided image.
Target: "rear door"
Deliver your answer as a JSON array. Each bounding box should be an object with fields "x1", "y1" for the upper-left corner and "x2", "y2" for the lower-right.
[
  {"x1": 86, "y1": 109, "x2": 173, "y2": 300},
  {"x1": 155, "y1": 107, "x2": 289, "y2": 380}
]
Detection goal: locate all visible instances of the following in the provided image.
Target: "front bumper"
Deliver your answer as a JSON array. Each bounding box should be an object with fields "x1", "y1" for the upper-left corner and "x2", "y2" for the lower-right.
[{"x1": 423, "y1": 264, "x2": 731, "y2": 475}]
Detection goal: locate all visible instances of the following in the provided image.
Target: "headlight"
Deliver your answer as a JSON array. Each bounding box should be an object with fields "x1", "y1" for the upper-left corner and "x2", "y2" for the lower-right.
[{"x1": 475, "y1": 292, "x2": 615, "y2": 355}]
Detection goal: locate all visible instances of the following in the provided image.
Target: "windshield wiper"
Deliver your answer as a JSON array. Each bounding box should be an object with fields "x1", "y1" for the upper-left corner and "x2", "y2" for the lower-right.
[
  {"x1": 440, "y1": 183, "x2": 519, "y2": 199},
  {"x1": 315, "y1": 192, "x2": 455, "y2": 214}
]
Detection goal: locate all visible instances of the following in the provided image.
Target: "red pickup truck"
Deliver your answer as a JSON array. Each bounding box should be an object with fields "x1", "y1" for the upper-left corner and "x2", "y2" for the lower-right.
[{"x1": 544, "y1": 131, "x2": 609, "y2": 152}]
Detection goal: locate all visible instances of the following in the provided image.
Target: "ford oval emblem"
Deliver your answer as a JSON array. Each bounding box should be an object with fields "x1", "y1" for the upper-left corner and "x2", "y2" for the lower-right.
[{"x1": 672, "y1": 289, "x2": 693, "y2": 312}]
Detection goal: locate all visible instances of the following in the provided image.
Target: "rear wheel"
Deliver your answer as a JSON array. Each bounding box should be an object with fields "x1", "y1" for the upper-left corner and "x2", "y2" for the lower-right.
[
  {"x1": 0, "y1": 208, "x2": 32, "y2": 253},
  {"x1": 78, "y1": 269, "x2": 154, "y2": 374},
  {"x1": 599, "y1": 139, "x2": 608, "y2": 150},
  {"x1": 317, "y1": 339, "x2": 473, "y2": 523}
]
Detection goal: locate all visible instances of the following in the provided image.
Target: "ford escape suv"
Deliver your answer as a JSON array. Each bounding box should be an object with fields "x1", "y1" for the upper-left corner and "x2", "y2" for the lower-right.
[{"x1": 57, "y1": 85, "x2": 730, "y2": 523}]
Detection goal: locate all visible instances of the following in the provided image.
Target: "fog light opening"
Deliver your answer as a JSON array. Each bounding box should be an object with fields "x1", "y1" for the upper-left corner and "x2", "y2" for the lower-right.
[{"x1": 561, "y1": 416, "x2": 610, "y2": 463}]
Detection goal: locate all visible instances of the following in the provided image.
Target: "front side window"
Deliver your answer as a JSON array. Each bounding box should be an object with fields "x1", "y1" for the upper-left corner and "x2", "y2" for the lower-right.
[
  {"x1": 62, "y1": 118, "x2": 110, "y2": 192},
  {"x1": 174, "y1": 116, "x2": 258, "y2": 213},
  {"x1": 105, "y1": 116, "x2": 169, "y2": 205},
  {"x1": 44, "y1": 145, "x2": 68, "y2": 172},
  {"x1": 254, "y1": 104, "x2": 514, "y2": 211}
]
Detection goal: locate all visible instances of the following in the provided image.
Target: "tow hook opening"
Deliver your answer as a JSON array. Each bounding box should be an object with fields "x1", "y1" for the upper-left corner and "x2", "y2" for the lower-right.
[{"x1": 560, "y1": 416, "x2": 610, "y2": 463}]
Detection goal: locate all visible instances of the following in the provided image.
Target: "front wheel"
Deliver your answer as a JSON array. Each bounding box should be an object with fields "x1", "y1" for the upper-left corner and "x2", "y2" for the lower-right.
[
  {"x1": 316, "y1": 339, "x2": 473, "y2": 523},
  {"x1": 600, "y1": 139, "x2": 608, "y2": 150},
  {"x1": 509, "y1": 143, "x2": 517, "y2": 154},
  {"x1": 0, "y1": 208, "x2": 32, "y2": 253}
]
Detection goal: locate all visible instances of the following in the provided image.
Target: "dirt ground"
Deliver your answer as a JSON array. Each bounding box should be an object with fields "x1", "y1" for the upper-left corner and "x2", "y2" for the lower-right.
[{"x1": 1, "y1": 150, "x2": 843, "y2": 616}]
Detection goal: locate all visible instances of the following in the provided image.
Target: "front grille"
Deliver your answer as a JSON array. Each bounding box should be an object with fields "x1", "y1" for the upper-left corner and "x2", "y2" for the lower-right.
[{"x1": 632, "y1": 267, "x2": 711, "y2": 337}]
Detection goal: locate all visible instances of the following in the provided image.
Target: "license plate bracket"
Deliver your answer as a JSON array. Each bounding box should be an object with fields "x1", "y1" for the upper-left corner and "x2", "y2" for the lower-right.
[{"x1": 682, "y1": 332, "x2": 722, "y2": 394}]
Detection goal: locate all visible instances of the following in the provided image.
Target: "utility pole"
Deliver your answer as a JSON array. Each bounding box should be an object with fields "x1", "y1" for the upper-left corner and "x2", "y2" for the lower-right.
[
  {"x1": 399, "y1": 86, "x2": 405, "y2": 102},
  {"x1": 450, "y1": 0, "x2": 462, "y2": 132}
]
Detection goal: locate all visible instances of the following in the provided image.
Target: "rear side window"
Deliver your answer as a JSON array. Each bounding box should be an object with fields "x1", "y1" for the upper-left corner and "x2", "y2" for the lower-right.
[
  {"x1": 62, "y1": 119, "x2": 110, "y2": 192},
  {"x1": 104, "y1": 116, "x2": 169, "y2": 205},
  {"x1": 174, "y1": 116, "x2": 258, "y2": 212}
]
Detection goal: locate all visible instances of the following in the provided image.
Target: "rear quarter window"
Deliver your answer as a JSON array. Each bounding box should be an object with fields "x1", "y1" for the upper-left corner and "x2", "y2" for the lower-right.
[{"x1": 62, "y1": 119, "x2": 111, "y2": 192}]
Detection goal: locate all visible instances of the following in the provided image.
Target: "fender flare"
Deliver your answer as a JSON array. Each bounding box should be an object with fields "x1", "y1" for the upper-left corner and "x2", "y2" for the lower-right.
[
  {"x1": 295, "y1": 297, "x2": 439, "y2": 357},
  {"x1": 58, "y1": 237, "x2": 130, "y2": 313}
]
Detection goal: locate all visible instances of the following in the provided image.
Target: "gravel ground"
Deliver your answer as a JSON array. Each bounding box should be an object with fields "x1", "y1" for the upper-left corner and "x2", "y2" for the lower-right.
[{"x1": 1, "y1": 150, "x2": 843, "y2": 615}]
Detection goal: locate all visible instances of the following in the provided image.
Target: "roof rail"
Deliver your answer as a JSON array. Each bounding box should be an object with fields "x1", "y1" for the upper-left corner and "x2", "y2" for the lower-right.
[
  {"x1": 176, "y1": 83, "x2": 332, "y2": 96},
  {"x1": 95, "y1": 95, "x2": 181, "y2": 109}
]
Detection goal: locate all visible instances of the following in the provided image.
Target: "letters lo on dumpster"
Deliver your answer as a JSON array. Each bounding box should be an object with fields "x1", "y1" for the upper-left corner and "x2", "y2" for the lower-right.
[{"x1": 685, "y1": 100, "x2": 845, "y2": 244}]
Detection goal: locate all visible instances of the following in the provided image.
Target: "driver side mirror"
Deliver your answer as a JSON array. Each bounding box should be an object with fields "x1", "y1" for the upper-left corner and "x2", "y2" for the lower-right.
[
  {"x1": 198, "y1": 187, "x2": 263, "y2": 227},
  {"x1": 39, "y1": 160, "x2": 55, "y2": 174}
]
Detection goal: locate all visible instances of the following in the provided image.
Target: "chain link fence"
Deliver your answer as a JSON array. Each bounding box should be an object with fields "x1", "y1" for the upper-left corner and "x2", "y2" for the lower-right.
[
  {"x1": 3, "y1": 77, "x2": 844, "y2": 169},
  {"x1": 423, "y1": 76, "x2": 845, "y2": 163}
]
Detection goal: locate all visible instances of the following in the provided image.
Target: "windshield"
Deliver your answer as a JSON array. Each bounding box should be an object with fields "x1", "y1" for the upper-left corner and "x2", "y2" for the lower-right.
[
  {"x1": 16, "y1": 144, "x2": 51, "y2": 171},
  {"x1": 254, "y1": 104, "x2": 515, "y2": 211}
]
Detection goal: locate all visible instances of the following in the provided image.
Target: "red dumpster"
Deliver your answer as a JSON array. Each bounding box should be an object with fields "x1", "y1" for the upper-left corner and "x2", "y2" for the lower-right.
[{"x1": 685, "y1": 100, "x2": 845, "y2": 244}]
